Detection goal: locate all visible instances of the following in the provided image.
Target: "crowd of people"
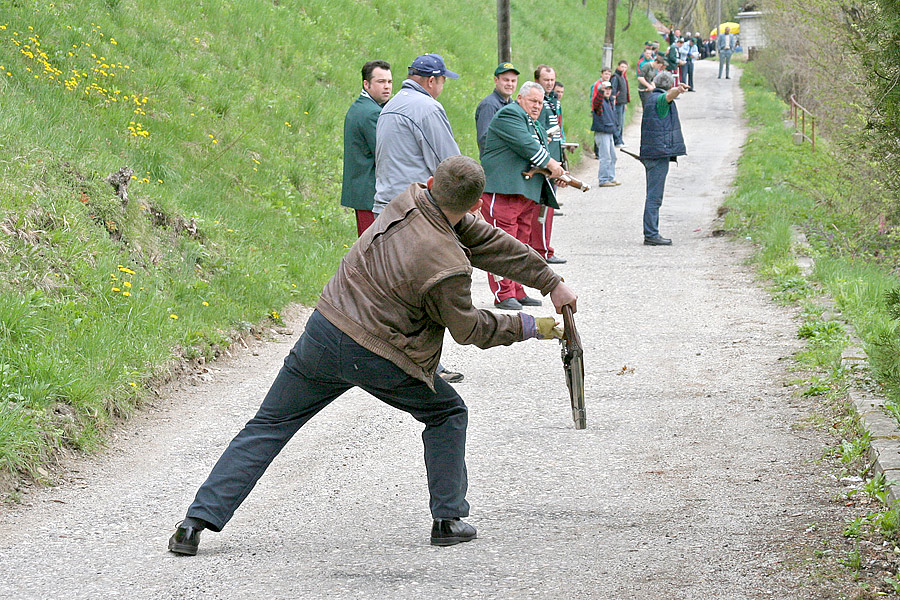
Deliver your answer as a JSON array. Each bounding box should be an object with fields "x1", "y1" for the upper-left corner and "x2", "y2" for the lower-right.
[
  {"x1": 167, "y1": 34, "x2": 737, "y2": 553},
  {"x1": 167, "y1": 54, "x2": 579, "y2": 556}
]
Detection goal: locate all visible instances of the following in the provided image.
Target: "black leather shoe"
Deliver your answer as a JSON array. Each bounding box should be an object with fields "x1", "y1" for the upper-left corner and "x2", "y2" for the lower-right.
[
  {"x1": 431, "y1": 518, "x2": 477, "y2": 546},
  {"x1": 643, "y1": 236, "x2": 673, "y2": 246},
  {"x1": 168, "y1": 522, "x2": 203, "y2": 556},
  {"x1": 517, "y1": 295, "x2": 542, "y2": 307},
  {"x1": 546, "y1": 255, "x2": 567, "y2": 264},
  {"x1": 494, "y1": 297, "x2": 523, "y2": 311}
]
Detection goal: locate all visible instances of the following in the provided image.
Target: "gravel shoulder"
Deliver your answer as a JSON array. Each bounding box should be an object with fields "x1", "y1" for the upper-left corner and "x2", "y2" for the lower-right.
[{"x1": 0, "y1": 60, "x2": 861, "y2": 599}]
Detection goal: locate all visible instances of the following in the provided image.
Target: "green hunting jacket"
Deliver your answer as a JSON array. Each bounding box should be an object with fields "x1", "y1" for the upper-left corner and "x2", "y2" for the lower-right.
[
  {"x1": 481, "y1": 102, "x2": 558, "y2": 208},
  {"x1": 341, "y1": 90, "x2": 382, "y2": 211}
]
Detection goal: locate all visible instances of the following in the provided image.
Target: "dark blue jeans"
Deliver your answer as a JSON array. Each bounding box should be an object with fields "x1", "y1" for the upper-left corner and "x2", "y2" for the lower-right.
[
  {"x1": 613, "y1": 103, "x2": 626, "y2": 146},
  {"x1": 186, "y1": 310, "x2": 469, "y2": 530},
  {"x1": 643, "y1": 158, "x2": 670, "y2": 238}
]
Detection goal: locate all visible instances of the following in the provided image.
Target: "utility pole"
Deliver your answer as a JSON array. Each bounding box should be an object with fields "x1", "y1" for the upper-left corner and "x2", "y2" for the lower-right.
[
  {"x1": 602, "y1": 0, "x2": 618, "y2": 70},
  {"x1": 498, "y1": 0, "x2": 511, "y2": 63},
  {"x1": 716, "y1": 0, "x2": 722, "y2": 41}
]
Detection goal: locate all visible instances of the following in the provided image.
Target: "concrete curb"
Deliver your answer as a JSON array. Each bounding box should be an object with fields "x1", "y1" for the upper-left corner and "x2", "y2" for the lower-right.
[{"x1": 793, "y1": 227, "x2": 900, "y2": 503}]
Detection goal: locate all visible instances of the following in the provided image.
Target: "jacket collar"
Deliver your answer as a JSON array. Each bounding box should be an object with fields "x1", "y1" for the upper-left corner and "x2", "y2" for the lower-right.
[
  {"x1": 491, "y1": 89, "x2": 512, "y2": 104},
  {"x1": 402, "y1": 79, "x2": 431, "y2": 97}
]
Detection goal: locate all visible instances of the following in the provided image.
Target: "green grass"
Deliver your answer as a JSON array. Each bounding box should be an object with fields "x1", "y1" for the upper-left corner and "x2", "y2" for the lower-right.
[{"x1": 0, "y1": 2, "x2": 656, "y2": 483}]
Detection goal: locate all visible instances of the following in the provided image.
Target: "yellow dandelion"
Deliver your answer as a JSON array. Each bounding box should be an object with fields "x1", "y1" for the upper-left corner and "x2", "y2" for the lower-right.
[
  {"x1": 170, "y1": 314, "x2": 179, "y2": 320},
  {"x1": 112, "y1": 287, "x2": 121, "y2": 292},
  {"x1": 122, "y1": 291, "x2": 131, "y2": 297},
  {"x1": 129, "y1": 382, "x2": 137, "y2": 387},
  {"x1": 123, "y1": 281, "x2": 132, "y2": 288}
]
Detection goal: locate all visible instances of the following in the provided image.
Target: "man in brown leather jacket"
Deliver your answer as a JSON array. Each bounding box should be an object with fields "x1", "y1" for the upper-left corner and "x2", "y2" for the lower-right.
[{"x1": 168, "y1": 156, "x2": 578, "y2": 555}]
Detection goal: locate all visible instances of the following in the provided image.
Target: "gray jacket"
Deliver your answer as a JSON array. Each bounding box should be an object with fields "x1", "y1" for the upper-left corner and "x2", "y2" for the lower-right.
[{"x1": 373, "y1": 79, "x2": 460, "y2": 214}]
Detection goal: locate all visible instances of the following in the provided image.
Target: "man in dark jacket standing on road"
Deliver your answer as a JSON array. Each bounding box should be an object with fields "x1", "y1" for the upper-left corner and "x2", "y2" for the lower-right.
[
  {"x1": 610, "y1": 60, "x2": 630, "y2": 148},
  {"x1": 340, "y1": 60, "x2": 392, "y2": 236},
  {"x1": 167, "y1": 155, "x2": 578, "y2": 556},
  {"x1": 640, "y1": 71, "x2": 688, "y2": 246},
  {"x1": 475, "y1": 62, "x2": 519, "y2": 159}
]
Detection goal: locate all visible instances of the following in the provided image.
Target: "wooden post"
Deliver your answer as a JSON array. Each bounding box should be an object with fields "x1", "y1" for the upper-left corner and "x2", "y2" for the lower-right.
[
  {"x1": 603, "y1": 0, "x2": 618, "y2": 69},
  {"x1": 498, "y1": 0, "x2": 511, "y2": 63}
]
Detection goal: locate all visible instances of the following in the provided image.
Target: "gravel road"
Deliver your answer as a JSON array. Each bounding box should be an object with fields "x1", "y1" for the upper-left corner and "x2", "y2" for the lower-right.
[{"x1": 0, "y1": 60, "x2": 855, "y2": 599}]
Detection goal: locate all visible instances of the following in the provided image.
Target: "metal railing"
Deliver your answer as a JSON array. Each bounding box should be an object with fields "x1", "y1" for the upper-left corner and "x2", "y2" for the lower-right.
[{"x1": 789, "y1": 95, "x2": 816, "y2": 152}]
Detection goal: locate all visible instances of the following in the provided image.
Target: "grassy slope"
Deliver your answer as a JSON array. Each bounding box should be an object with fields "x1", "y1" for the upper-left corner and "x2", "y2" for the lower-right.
[
  {"x1": 724, "y1": 64, "x2": 900, "y2": 417},
  {"x1": 0, "y1": 1, "x2": 656, "y2": 482}
]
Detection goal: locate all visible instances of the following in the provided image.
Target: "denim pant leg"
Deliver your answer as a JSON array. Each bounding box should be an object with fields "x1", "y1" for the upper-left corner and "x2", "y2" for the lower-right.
[
  {"x1": 595, "y1": 132, "x2": 615, "y2": 184},
  {"x1": 345, "y1": 342, "x2": 469, "y2": 520},
  {"x1": 643, "y1": 158, "x2": 670, "y2": 238},
  {"x1": 187, "y1": 311, "x2": 351, "y2": 531},
  {"x1": 614, "y1": 104, "x2": 626, "y2": 146}
]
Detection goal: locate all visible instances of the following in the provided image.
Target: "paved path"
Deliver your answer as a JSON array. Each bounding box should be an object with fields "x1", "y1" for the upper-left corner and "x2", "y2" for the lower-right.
[{"x1": 0, "y1": 60, "x2": 850, "y2": 599}]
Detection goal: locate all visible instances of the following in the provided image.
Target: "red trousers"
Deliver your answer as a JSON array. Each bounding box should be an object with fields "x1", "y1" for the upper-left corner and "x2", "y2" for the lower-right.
[
  {"x1": 480, "y1": 192, "x2": 539, "y2": 303},
  {"x1": 355, "y1": 209, "x2": 376, "y2": 237},
  {"x1": 528, "y1": 205, "x2": 555, "y2": 259}
]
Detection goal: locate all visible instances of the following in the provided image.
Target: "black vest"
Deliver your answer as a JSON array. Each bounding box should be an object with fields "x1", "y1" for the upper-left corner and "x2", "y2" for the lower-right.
[{"x1": 640, "y1": 90, "x2": 686, "y2": 159}]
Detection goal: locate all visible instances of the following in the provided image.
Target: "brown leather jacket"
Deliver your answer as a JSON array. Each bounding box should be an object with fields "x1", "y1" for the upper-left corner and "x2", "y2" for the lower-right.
[{"x1": 316, "y1": 183, "x2": 562, "y2": 389}]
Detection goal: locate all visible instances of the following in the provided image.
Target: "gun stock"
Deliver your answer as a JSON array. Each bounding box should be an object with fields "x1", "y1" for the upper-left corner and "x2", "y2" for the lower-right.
[{"x1": 522, "y1": 167, "x2": 591, "y2": 192}]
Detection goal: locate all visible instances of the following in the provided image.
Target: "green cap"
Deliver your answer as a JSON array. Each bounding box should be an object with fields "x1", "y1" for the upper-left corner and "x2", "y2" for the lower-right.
[{"x1": 494, "y1": 62, "x2": 520, "y2": 76}]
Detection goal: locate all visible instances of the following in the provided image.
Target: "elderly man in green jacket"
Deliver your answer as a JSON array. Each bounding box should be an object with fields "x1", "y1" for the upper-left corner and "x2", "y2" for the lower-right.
[
  {"x1": 480, "y1": 80, "x2": 566, "y2": 311},
  {"x1": 340, "y1": 60, "x2": 393, "y2": 236}
]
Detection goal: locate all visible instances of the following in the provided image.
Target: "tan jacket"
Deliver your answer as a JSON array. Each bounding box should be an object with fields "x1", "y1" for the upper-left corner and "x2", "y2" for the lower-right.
[{"x1": 317, "y1": 183, "x2": 562, "y2": 389}]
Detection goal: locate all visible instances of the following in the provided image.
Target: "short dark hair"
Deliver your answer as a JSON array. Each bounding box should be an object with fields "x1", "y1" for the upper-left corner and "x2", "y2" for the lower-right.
[
  {"x1": 534, "y1": 64, "x2": 553, "y2": 80},
  {"x1": 554, "y1": 81, "x2": 564, "y2": 88},
  {"x1": 431, "y1": 156, "x2": 485, "y2": 213},
  {"x1": 362, "y1": 60, "x2": 391, "y2": 84},
  {"x1": 618, "y1": 59, "x2": 629, "y2": 66}
]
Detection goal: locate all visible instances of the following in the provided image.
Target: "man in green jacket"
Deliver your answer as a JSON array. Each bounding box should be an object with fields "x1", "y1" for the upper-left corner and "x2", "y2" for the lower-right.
[
  {"x1": 480, "y1": 80, "x2": 565, "y2": 311},
  {"x1": 341, "y1": 60, "x2": 393, "y2": 236}
]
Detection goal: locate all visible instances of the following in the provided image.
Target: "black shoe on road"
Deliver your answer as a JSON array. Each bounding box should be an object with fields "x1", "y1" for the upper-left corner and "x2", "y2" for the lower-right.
[
  {"x1": 517, "y1": 295, "x2": 543, "y2": 307},
  {"x1": 494, "y1": 297, "x2": 523, "y2": 311},
  {"x1": 168, "y1": 521, "x2": 203, "y2": 556},
  {"x1": 643, "y1": 236, "x2": 673, "y2": 246},
  {"x1": 431, "y1": 518, "x2": 477, "y2": 546}
]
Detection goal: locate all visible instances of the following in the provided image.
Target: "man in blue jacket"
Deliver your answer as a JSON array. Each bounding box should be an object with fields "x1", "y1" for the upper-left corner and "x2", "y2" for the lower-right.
[
  {"x1": 639, "y1": 71, "x2": 688, "y2": 246},
  {"x1": 591, "y1": 81, "x2": 619, "y2": 187}
]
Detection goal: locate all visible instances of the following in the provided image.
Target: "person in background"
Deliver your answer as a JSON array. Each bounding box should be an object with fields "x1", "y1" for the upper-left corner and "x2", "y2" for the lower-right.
[
  {"x1": 610, "y1": 60, "x2": 630, "y2": 147},
  {"x1": 591, "y1": 81, "x2": 619, "y2": 188},
  {"x1": 638, "y1": 54, "x2": 666, "y2": 107},
  {"x1": 480, "y1": 81, "x2": 566, "y2": 311},
  {"x1": 639, "y1": 71, "x2": 688, "y2": 246},
  {"x1": 475, "y1": 62, "x2": 520, "y2": 159},
  {"x1": 373, "y1": 52, "x2": 465, "y2": 383},
  {"x1": 718, "y1": 27, "x2": 735, "y2": 79},
  {"x1": 530, "y1": 64, "x2": 566, "y2": 265},
  {"x1": 341, "y1": 60, "x2": 392, "y2": 237}
]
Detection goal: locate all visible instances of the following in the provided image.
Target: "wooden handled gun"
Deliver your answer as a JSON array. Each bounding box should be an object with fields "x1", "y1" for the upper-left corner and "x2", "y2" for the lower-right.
[
  {"x1": 522, "y1": 167, "x2": 591, "y2": 192},
  {"x1": 560, "y1": 304, "x2": 586, "y2": 429}
]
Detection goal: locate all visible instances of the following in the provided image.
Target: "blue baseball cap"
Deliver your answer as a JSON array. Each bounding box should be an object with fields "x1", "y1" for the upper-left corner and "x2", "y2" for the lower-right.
[{"x1": 409, "y1": 54, "x2": 459, "y2": 79}]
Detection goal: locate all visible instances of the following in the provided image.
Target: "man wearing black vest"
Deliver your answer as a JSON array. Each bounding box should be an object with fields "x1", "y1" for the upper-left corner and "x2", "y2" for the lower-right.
[{"x1": 639, "y1": 71, "x2": 687, "y2": 246}]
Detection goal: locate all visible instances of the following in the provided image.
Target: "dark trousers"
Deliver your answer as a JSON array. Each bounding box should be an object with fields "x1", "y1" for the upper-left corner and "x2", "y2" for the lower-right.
[
  {"x1": 186, "y1": 310, "x2": 470, "y2": 530},
  {"x1": 643, "y1": 158, "x2": 670, "y2": 238}
]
